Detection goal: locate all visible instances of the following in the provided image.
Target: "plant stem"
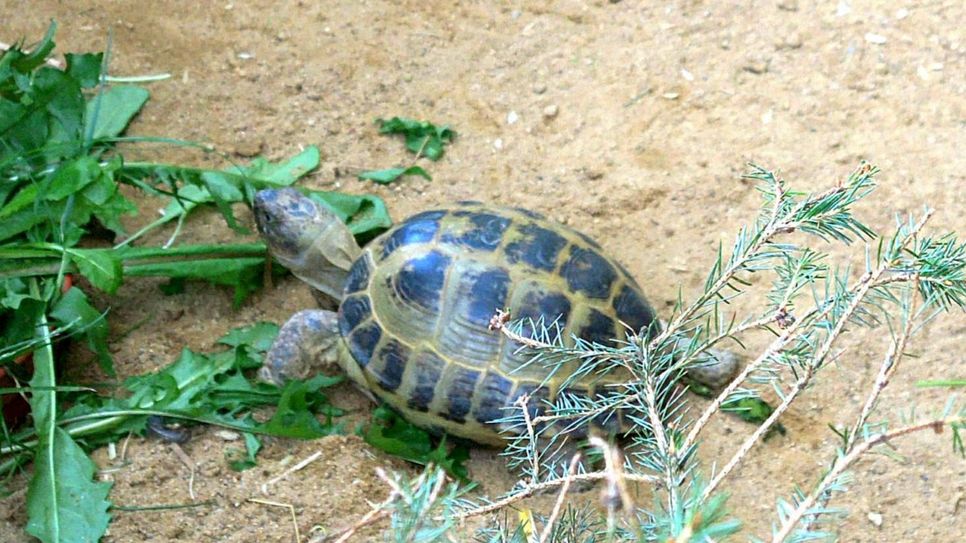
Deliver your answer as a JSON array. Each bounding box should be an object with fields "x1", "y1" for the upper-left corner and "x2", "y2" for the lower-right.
[
  {"x1": 770, "y1": 417, "x2": 964, "y2": 543},
  {"x1": 699, "y1": 213, "x2": 932, "y2": 501}
]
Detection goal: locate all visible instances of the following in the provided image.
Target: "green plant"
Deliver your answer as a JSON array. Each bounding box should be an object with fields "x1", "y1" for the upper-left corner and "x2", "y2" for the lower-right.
[
  {"x1": 333, "y1": 163, "x2": 966, "y2": 542},
  {"x1": 0, "y1": 25, "x2": 393, "y2": 543}
]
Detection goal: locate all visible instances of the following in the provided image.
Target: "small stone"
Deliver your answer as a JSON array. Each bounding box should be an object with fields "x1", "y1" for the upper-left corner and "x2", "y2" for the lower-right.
[
  {"x1": 917, "y1": 64, "x2": 930, "y2": 80},
  {"x1": 492, "y1": 138, "x2": 503, "y2": 150},
  {"x1": 761, "y1": 109, "x2": 774, "y2": 124},
  {"x1": 231, "y1": 139, "x2": 264, "y2": 157},
  {"x1": 776, "y1": 0, "x2": 798, "y2": 11},
  {"x1": 542, "y1": 104, "x2": 559, "y2": 119},
  {"x1": 215, "y1": 430, "x2": 241, "y2": 441},
  {"x1": 532, "y1": 82, "x2": 547, "y2": 94},
  {"x1": 506, "y1": 111, "x2": 519, "y2": 125},
  {"x1": 864, "y1": 32, "x2": 887, "y2": 45},
  {"x1": 867, "y1": 512, "x2": 883, "y2": 528},
  {"x1": 895, "y1": 8, "x2": 909, "y2": 20},
  {"x1": 661, "y1": 92, "x2": 679, "y2": 100},
  {"x1": 743, "y1": 56, "x2": 770, "y2": 74},
  {"x1": 836, "y1": 0, "x2": 852, "y2": 17},
  {"x1": 236, "y1": 51, "x2": 254, "y2": 60},
  {"x1": 680, "y1": 68, "x2": 694, "y2": 81},
  {"x1": 777, "y1": 33, "x2": 803, "y2": 50},
  {"x1": 929, "y1": 62, "x2": 944, "y2": 71}
]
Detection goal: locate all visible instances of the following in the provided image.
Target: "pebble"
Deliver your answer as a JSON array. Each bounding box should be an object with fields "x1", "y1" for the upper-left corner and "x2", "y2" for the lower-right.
[
  {"x1": 542, "y1": 104, "x2": 559, "y2": 119},
  {"x1": 777, "y1": 33, "x2": 803, "y2": 50},
  {"x1": 681, "y1": 68, "x2": 694, "y2": 81},
  {"x1": 777, "y1": 0, "x2": 798, "y2": 11},
  {"x1": 506, "y1": 110, "x2": 519, "y2": 125},
  {"x1": 864, "y1": 32, "x2": 887, "y2": 45},
  {"x1": 236, "y1": 51, "x2": 254, "y2": 60},
  {"x1": 493, "y1": 138, "x2": 503, "y2": 150},
  {"x1": 661, "y1": 92, "x2": 679, "y2": 100},
  {"x1": 895, "y1": 8, "x2": 909, "y2": 20},
  {"x1": 532, "y1": 82, "x2": 547, "y2": 94},
  {"x1": 743, "y1": 56, "x2": 770, "y2": 74},
  {"x1": 215, "y1": 430, "x2": 241, "y2": 441},
  {"x1": 836, "y1": 0, "x2": 851, "y2": 17},
  {"x1": 867, "y1": 511, "x2": 883, "y2": 528}
]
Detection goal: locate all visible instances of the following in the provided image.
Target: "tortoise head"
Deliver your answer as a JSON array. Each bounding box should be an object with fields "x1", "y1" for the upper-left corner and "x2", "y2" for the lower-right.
[{"x1": 254, "y1": 188, "x2": 362, "y2": 300}]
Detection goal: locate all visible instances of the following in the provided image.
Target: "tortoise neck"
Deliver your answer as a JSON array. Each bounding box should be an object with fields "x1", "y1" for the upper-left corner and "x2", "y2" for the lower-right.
[{"x1": 284, "y1": 221, "x2": 361, "y2": 303}]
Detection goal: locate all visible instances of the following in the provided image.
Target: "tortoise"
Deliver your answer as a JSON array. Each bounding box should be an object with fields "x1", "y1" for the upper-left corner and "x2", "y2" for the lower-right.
[{"x1": 253, "y1": 188, "x2": 737, "y2": 446}]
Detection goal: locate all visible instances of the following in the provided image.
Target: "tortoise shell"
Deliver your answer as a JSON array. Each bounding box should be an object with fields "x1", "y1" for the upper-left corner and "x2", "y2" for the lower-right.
[{"x1": 336, "y1": 202, "x2": 657, "y2": 445}]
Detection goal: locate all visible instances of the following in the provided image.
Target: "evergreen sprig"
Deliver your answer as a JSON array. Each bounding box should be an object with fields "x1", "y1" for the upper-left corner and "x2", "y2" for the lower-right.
[{"x1": 360, "y1": 163, "x2": 966, "y2": 542}]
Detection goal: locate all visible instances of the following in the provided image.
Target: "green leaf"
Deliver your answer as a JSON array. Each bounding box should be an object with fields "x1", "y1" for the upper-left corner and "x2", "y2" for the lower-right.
[
  {"x1": 357, "y1": 166, "x2": 431, "y2": 185},
  {"x1": 26, "y1": 277, "x2": 112, "y2": 543},
  {"x1": 305, "y1": 191, "x2": 392, "y2": 244},
  {"x1": 45, "y1": 156, "x2": 102, "y2": 200},
  {"x1": 251, "y1": 376, "x2": 342, "y2": 439},
  {"x1": 226, "y1": 145, "x2": 321, "y2": 186},
  {"x1": 25, "y1": 427, "x2": 112, "y2": 543},
  {"x1": 722, "y1": 396, "x2": 786, "y2": 438},
  {"x1": 65, "y1": 53, "x2": 104, "y2": 89},
  {"x1": 218, "y1": 321, "x2": 280, "y2": 353},
  {"x1": 362, "y1": 405, "x2": 470, "y2": 481},
  {"x1": 375, "y1": 117, "x2": 455, "y2": 161},
  {"x1": 49, "y1": 287, "x2": 113, "y2": 376},
  {"x1": 117, "y1": 147, "x2": 320, "y2": 234},
  {"x1": 226, "y1": 431, "x2": 262, "y2": 471},
  {"x1": 67, "y1": 248, "x2": 122, "y2": 293},
  {"x1": 8, "y1": 22, "x2": 57, "y2": 73},
  {"x1": 84, "y1": 85, "x2": 149, "y2": 140}
]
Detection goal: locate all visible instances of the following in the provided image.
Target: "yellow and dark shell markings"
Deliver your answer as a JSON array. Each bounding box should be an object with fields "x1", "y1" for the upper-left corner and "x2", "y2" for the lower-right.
[
  {"x1": 405, "y1": 349, "x2": 446, "y2": 412},
  {"x1": 393, "y1": 249, "x2": 450, "y2": 313},
  {"x1": 504, "y1": 222, "x2": 568, "y2": 272},
  {"x1": 473, "y1": 370, "x2": 515, "y2": 425},
  {"x1": 380, "y1": 210, "x2": 444, "y2": 260},
  {"x1": 612, "y1": 284, "x2": 655, "y2": 335},
  {"x1": 335, "y1": 204, "x2": 659, "y2": 441},
  {"x1": 345, "y1": 321, "x2": 382, "y2": 368},
  {"x1": 439, "y1": 365, "x2": 482, "y2": 423},
  {"x1": 370, "y1": 338, "x2": 410, "y2": 392},
  {"x1": 435, "y1": 261, "x2": 510, "y2": 367},
  {"x1": 560, "y1": 245, "x2": 618, "y2": 299},
  {"x1": 343, "y1": 253, "x2": 374, "y2": 295},
  {"x1": 339, "y1": 295, "x2": 371, "y2": 331},
  {"x1": 440, "y1": 211, "x2": 512, "y2": 252}
]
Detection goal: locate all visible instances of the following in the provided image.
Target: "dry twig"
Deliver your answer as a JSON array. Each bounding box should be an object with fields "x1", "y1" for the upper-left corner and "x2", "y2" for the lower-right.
[
  {"x1": 770, "y1": 417, "x2": 964, "y2": 543},
  {"x1": 538, "y1": 453, "x2": 581, "y2": 543},
  {"x1": 249, "y1": 498, "x2": 302, "y2": 543}
]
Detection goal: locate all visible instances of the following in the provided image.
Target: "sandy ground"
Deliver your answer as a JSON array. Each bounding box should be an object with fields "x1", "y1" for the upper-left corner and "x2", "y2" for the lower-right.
[{"x1": 1, "y1": 1, "x2": 964, "y2": 541}]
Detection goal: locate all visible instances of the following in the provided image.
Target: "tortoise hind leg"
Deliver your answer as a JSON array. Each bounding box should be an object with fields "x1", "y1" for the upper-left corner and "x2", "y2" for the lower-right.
[{"x1": 261, "y1": 309, "x2": 341, "y2": 384}]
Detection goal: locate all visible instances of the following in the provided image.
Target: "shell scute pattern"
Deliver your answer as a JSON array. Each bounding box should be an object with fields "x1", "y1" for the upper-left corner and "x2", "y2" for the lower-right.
[
  {"x1": 504, "y1": 222, "x2": 568, "y2": 272},
  {"x1": 407, "y1": 349, "x2": 445, "y2": 412},
  {"x1": 560, "y1": 245, "x2": 618, "y2": 299},
  {"x1": 393, "y1": 249, "x2": 449, "y2": 313},
  {"x1": 439, "y1": 212, "x2": 511, "y2": 252},
  {"x1": 344, "y1": 253, "x2": 373, "y2": 295},
  {"x1": 345, "y1": 321, "x2": 382, "y2": 368},
  {"x1": 337, "y1": 204, "x2": 657, "y2": 444},
  {"x1": 371, "y1": 338, "x2": 409, "y2": 392},
  {"x1": 440, "y1": 366, "x2": 481, "y2": 423}
]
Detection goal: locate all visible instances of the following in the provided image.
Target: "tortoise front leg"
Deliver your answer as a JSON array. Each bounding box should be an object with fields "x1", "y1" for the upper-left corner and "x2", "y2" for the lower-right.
[{"x1": 261, "y1": 309, "x2": 342, "y2": 384}]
